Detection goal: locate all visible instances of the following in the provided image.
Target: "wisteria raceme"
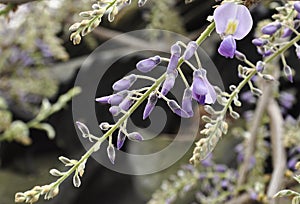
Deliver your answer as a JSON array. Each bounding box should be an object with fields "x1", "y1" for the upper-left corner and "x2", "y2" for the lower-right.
[{"x1": 214, "y1": 2, "x2": 253, "y2": 58}]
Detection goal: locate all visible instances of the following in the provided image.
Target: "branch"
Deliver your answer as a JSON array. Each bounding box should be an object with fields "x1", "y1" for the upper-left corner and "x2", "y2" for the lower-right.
[
  {"x1": 266, "y1": 99, "x2": 286, "y2": 204},
  {"x1": 0, "y1": 0, "x2": 38, "y2": 4},
  {"x1": 237, "y1": 80, "x2": 273, "y2": 186}
]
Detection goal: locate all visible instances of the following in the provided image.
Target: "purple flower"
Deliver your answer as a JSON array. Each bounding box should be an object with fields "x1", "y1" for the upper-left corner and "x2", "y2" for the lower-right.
[
  {"x1": 288, "y1": 157, "x2": 298, "y2": 170},
  {"x1": 191, "y1": 69, "x2": 217, "y2": 105},
  {"x1": 143, "y1": 92, "x2": 158, "y2": 119},
  {"x1": 279, "y1": 91, "x2": 295, "y2": 109},
  {"x1": 257, "y1": 47, "x2": 273, "y2": 57},
  {"x1": 182, "y1": 88, "x2": 194, "y2": 117},
  {"x1": 183, "y1": 41, "x2": 198, "y2": 60},
  {"x1": 294, "y1": 2, "x2": 300, "y2": 13},
  {"x1": 261, "y1": 22, "x2": 281, "y2": 35},
  {"x1": 117, "y1": 130, "x2": 126, "y2": 150},
  {"x1": 112, "y1": 74, "x2": 137, "y2": 91},
  {"x1": 161, "y1": 70, "x2": 178, "y2": 96},
  {"x1": 95, "y1": 95, "x2": 110, "y2": 103},
  {"x1": 136, "y1": 55, "x2": 161, "y2": 73},
  {"x1": 167, "y1": 44, "x2": 181, "y2": 72},
  {"x1": 167, "y1": 100, "x2": 184, "y2": 117},
  {"x1": 127, "y1": 132, "x2": 143, "y2": 141},
  {"x1": 214, "y1": 3, "x2": 253, "y2": 58},
  {"x1": 241, "y1": 90, "x2": 256, "y2": 104}
]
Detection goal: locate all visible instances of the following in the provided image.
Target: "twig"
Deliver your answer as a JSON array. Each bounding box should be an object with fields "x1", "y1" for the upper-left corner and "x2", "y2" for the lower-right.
[
  {"x1": 266, "y1": 99, "x2": 286, "y2": 204},
  {"x1": 0, "y1": 0, "x2": 39, "y2": 4}
]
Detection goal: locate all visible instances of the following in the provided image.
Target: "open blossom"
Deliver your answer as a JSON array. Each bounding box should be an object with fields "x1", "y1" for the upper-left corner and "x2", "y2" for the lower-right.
[
  {"x1": 214, "y1": 3, "x2": 253, "y2": 58},
  {"x1": 191, "y1": 69, "x2": 217, "y2": 105}
]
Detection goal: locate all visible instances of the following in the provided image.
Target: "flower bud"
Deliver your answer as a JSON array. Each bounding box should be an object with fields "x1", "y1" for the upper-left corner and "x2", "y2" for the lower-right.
[
  {"x1": 261, "y1": 22, "x2": 281, "y2": 35},
  {"x1": 112, "y1": 74, "x2": 137, "y2": 91},
  {"x1": 117, "y1": 130, "x2": 126, "y2": 150},
  {"x1": 136, "y1": 55, "x2": 161, "y2": 73},
  {"x1": 127, "y1": 132, "x2": 143, "y2": 141},
  {"x1": 109, "y1": 91, "x2": 128, "y2": 105},
  {"x1": 234, "y1": 51, "x2": 246, "y2": 61},
  {"x1": 167, "y1": 100, "x2": 185, "y2": 117},
  {"x1": 107, "y1": 144, "x2": 115, "y2": 164},
  {"x1": 252, "y1": 38, "x2": 268, "y2": 46},
  {"x1": 99, "y1": 122, "x2": 110, "y2": 130},
  {"x1": 182, "y1": 88, "x2": 193, "y2": 117},
  {"x1": 161, "y1": 70, "x2": 178, "y2": 96},
  {"x1": 294, "y1": 2, "x2": 300, "y2": 13},
  {"x1": 282, "y1": 28, "x2": 293, "y2": 38},
  {"x1": 167, "y1": 44, "x2": 181, "y2": 72},
  {"x1": 143, "y1": 92, "x2": 158, "y2": 119},
  {"x1": 95, "y1": 95, "x2": 110, "y2": 104},
  {"x1": 119, "y1": 97, "x2": 133, "y2": 111},
  {"x1": 295, "y1": 45, "x2": 300, "y2": 59},
  {"x1": 109, "y1": 106, "x2": 121, "y2": 116},
  {"x1": 256, "y1": 61, "x2": 265, "y2": 73},
  {"x1": 284, "y1": 65, "x2": 293, "y2": 83},
  {"x1": 76, "y1": 121, "x2": 90, "y2": 138},
  {"x1": 138, "y1": 0, "x2": 148, "y2": 7},
  {"x1": 183, "y1": 41, "x2": 198, "y2": 60}
]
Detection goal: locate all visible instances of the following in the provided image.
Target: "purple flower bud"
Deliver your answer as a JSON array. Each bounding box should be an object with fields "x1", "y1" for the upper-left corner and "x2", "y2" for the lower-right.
[
  {"x1": 218, "y1": 35, "x2": 236, "y2": 58},
  {"x1": 295, "y1": 45, "x2": 300, "y2": 59},
  {"x1": 109, "y1": 106, "x2": 121, "y2": 116},
  {"x1": 76, "y1": 121, "x2": 90, "y2": 138},
  {"x1": 167, "y1": 44, "x2": 181, "y2": 72},
  {"x1": 257, "y1": 47, "x2": 273, "y2": 57},
  {"x1": 109, "y1": 91, "x2": 128, "y2": 105},
  {"x1": 294, "y1": 2, "x2": 300, "y2": 13},
  {"x1": 182, "y1": 88, "x2": 193, "y2": 117},
  {"x1": 256, "y1": 61, "x2": 265, "y2": 73},
  {"x1": 107, "y1": 144, "x2": 115, "y2": 164},
  {"x1": 127, "y1": 132, "x2": 143, "y2": 141},
  {"x1": 183, "y1": 41, "x2": 198, "y2": 60},
  {"x1": 119, "y1": 97, "x2": 133, "y2": 111},
  {"x1": 234, "y1": 50, "x2": 246, "y2": 61},
  {"x1": 143, "y1": 92, "x2": 158, "y2": 119},
  {"x1": 282, "y1": 28, "x2": 293, "y2": 38},
  {"x1": 95, "y1": 96, "x2": 110, "y2": 103},
  {"x1": 112, "y1": 74, "x2": 137, "y2": 91},
  {"x1": 261, "y1": 22, "x2": 281, "y2": 35},
  {"x1": 221, "y1": 180, "x2": 229, "y2": 188},
  {"x1": 252, "y1": 38, "x2": 268, "y2": 46},
  {"x1": 136, "y1": 55, "x2": 161, "y2": 73},
  {"x1": 241, "y1": 91, "x2": 256, "y2": 104},
  {"x1": 284, "y1": 65, "x2": 293, "y2": 83},
  {"x1": 167, "y1": 100, "x2": 189, "y2": 117},
  {"x1": 117, "y1": 130, "x2": 126, "y2": 150},
  {"x1": 288, "y1": 157, "x2": 298, "y2": 170},
  {"x1": 161, "y1": 70, "x2": 178, "y2": 96}
]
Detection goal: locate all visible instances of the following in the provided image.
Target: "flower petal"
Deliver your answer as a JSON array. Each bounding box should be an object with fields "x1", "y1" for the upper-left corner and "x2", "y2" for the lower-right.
[{"x1": 218, "y1": 35, "x2": 236, "y2": 58}]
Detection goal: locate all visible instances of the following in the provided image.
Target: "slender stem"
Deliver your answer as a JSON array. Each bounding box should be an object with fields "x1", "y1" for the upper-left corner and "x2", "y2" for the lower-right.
[{"x1": 177, "y1": 68, "x2": 190, "y2": 88}]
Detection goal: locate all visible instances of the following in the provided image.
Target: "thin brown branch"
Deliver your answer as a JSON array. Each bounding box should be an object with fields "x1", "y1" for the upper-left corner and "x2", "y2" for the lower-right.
[
  {"x1": 0, "y1": 0, "x2": 39, "y2": 4},
  {"x1": 266, "y1": 99, "x2": 286, "y2": 204},
  {"x1": 237, "y1": 80, "x2": 273, "y2": 186}
]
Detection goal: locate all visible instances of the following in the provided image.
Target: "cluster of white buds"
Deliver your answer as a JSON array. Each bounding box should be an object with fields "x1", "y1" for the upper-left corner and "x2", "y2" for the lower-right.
[
  {"x1": 15, "y1": 184, "x2": 59, "y2": 203},
  {"x1": 70, "y1": 0, "x2": 149, "y2": 44}
]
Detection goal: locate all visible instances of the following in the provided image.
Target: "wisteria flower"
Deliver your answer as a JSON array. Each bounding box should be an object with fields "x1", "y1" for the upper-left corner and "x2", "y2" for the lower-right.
[
  {"x1": 191, "y1": 69, "x2": 217, "y2": 105},
  {"x1": 214, "y1": 3, "x2": 253, "y2": 58}
]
